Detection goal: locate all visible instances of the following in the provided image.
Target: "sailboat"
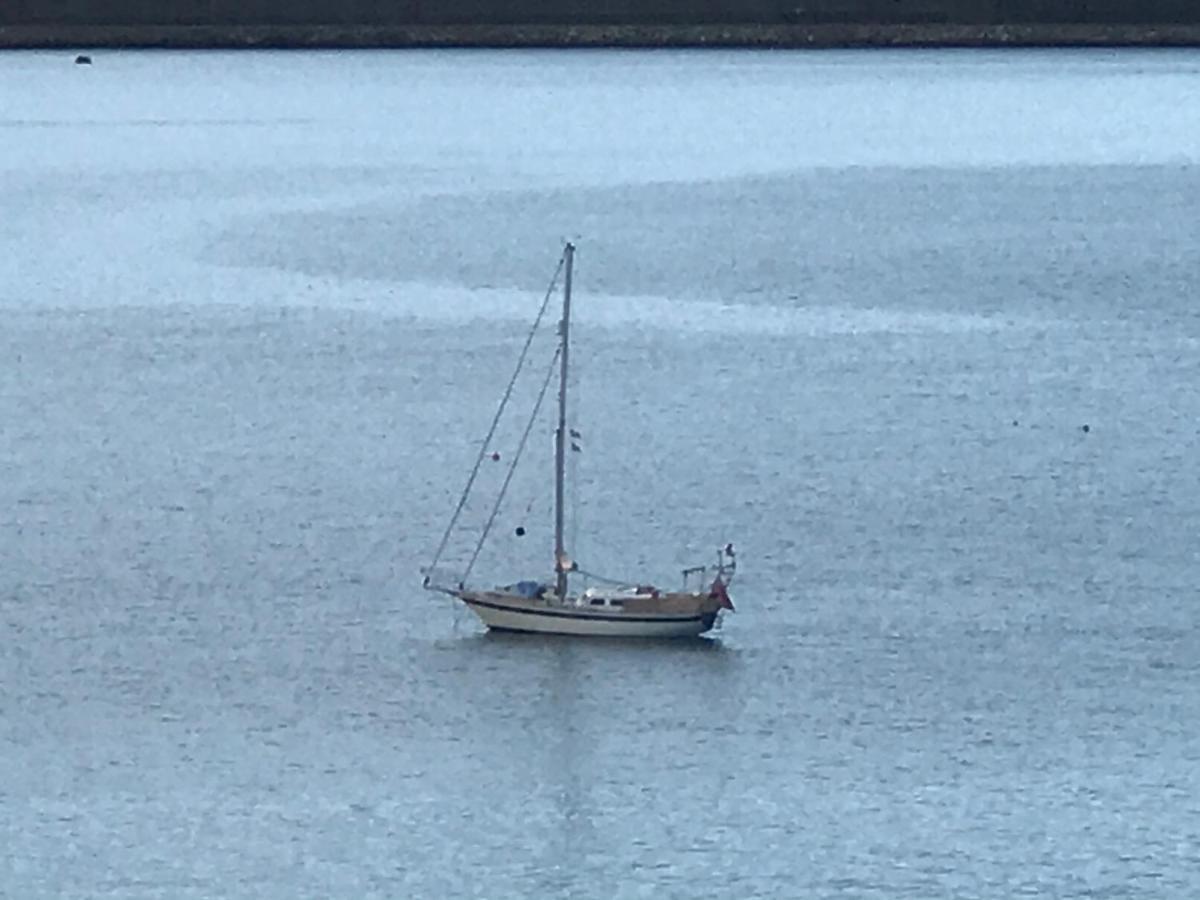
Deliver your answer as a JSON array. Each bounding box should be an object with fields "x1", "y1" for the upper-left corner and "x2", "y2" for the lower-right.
[{"x1": 422, "y1": 242, "x2": 736, "y2": 637}]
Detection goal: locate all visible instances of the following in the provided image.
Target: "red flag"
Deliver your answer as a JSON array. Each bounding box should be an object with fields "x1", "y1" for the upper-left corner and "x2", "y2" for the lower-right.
[{"x1": 710, "y1": 576, "x2": 734, "y2": 612}]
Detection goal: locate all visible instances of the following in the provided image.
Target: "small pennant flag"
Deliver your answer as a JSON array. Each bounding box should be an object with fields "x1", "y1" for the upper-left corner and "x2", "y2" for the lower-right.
[{"x1": 710, "y1": 577, "x2": 734, "y2": 612}]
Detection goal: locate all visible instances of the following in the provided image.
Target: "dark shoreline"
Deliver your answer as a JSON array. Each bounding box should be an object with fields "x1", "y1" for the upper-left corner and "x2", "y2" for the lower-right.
[{"x1": 4, "y1": 23, "x2": 1200, "y2": 50}]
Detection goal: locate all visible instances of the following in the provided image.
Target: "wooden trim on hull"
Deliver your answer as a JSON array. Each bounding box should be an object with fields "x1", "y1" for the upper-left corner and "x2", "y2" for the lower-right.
[{"x1": 459, "y1": 594, "x2": 718, "y2": 638}]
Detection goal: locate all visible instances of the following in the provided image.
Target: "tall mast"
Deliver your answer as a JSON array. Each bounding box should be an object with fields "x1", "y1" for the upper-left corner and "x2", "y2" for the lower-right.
[{"x1": 554, "y1": 242, "x2": 575, "y2": 598}]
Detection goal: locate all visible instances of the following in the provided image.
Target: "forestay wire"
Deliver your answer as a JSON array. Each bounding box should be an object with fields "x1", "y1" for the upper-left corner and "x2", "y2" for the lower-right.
[
  {"x1": 463, "y1": 344, "x2": 562, "y2": 585},
  {"x1": 424, "y1": 251, "x2": 566, "y2": 580}
]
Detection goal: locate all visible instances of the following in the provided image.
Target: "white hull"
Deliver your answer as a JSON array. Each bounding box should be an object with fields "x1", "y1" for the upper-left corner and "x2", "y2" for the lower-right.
[{"x1": 458, "y1": 592, "x2": 718, "y2": 638}]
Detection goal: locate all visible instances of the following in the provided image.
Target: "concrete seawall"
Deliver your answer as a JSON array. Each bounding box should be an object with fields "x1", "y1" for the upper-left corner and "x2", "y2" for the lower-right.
[{"x1": 5, "y1": 23, "x2": 1200, "y2": 49}]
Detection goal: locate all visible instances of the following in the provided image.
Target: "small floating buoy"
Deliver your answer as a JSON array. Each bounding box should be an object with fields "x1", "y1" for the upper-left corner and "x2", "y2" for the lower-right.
[{"x1": 75, "y1": 55, "x2": 92, "y2": 65}]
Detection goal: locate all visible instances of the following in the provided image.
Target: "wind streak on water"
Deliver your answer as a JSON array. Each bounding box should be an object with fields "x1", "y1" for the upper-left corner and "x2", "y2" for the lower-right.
[{"x1": 359, "y1": 282, "x2": 1044, "y2": 338}]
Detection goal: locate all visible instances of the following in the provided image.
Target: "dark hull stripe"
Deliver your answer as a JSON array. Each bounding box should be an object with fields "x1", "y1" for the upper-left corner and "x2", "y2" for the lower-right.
[{"x1": 461, "y1": 595, "x2": 706, "y2": 624}]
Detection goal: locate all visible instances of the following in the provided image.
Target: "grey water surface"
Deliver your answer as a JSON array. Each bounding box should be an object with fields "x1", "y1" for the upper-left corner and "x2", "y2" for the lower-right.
[{"x1": 2, "y1": 48, "x2": 1199, "y2": 898}]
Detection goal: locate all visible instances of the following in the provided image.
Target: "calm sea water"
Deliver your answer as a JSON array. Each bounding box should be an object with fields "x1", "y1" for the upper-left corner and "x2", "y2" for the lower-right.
[{"x1": 2, "y1": 48, "x2": 1199, "y2": 898}]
